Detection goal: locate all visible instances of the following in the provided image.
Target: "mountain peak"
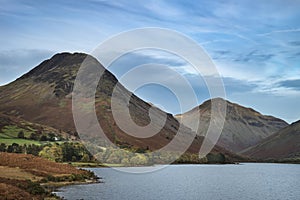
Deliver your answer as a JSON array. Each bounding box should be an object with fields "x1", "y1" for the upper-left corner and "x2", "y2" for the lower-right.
[
  {"x1": 18, "y1": 52, "x2": 88, "y2": 80},
  {"x1": 1, "y1": 52, "x2": 120, "y2": 99}
]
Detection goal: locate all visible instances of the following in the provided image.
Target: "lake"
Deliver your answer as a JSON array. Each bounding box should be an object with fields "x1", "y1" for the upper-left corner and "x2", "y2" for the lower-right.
[{"x1": 55, "y1": 163, "x2": 300, "y2": 200}]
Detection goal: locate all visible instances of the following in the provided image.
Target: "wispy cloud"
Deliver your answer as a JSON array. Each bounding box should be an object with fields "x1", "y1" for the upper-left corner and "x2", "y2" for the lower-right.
[
  {"x1": 233, "y1": 50, "x2": 275, "y2": 63},
  {"x1": 258, "y1": 28, "x2": 300, "y2": 36}
]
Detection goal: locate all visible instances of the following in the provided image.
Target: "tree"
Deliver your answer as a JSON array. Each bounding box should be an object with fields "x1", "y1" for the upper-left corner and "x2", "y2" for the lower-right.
[
  {"x1": 0, "y1": 143, "x2": 6, "y2": 152},
  {"x1": 48, "y1": 133, "x2": 56, "y2": 141},
  {"x1": 40, "y1": 135, "x2": 48, "y2": 141},
  {"x1": 14, "y1": 143, "x2": 23, "y2": 153},
  {"x1": 106, "y1": 153, "x2": 121, "y2": 164},
  {"x1": 7, "y1": 145, "x2": 14, "y2": 153},
  {"x1": 7, "y1": 143, "x2": 22, "y2": 153},
  {"x1": 17, "y1": 131, "x2": 25, "y2": 139},
  {"x1": 81, "y1": 154, "x2": 90, "y2": 162},
  {"x1": 27, "y1": 144, "x2": 43, "y2": 156},
  {"x1": 61, "y1": 142, "x2": 75, "y2": 162},
  {"x1": 29, "y1": 133, "x2": 39, "y2": 140},
  {"x1": 39, "y1": 145, "x2": 63, "y2": 162},
  {"x1": 129, "y1": 154, "x2": 149, "y2": 166},
  {"x1": 206, "y1": 153, "x2": 226, "y2": 164}
]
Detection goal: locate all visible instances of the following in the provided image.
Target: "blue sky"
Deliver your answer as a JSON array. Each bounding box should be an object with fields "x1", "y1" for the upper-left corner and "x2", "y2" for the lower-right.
[{"x1": 1, "y1": 0, "x2": 300, "y2": 123}]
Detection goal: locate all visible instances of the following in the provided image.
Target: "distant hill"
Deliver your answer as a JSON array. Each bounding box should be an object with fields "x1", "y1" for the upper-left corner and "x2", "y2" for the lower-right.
[
  {"x1": 175, "y1": 98, "x2": 288, "y2": 153},
  {"x1": 242, "y1": 120, "x2": 300, "y2": 161}
]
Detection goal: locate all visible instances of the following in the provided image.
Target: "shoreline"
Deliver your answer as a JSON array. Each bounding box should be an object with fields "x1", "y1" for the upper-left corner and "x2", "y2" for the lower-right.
[
  {"x1": 46, "y1": 178, "x2": 102, "y2": 192},
  {"x1": 68, "y1": 160, "x2": 299, "y2": 168}
]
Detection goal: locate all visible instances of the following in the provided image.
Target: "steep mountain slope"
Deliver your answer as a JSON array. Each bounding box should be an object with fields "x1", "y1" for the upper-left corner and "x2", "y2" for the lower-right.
[
  {"x1": 0, "y1": 52, "x2": 214, "y2": 156},
  {"x1": 175, "y1": 98, "x2": 288, "y2": 153},
  {"x1": 243, "y1": 120, "x2": 300, "y2": 160}
]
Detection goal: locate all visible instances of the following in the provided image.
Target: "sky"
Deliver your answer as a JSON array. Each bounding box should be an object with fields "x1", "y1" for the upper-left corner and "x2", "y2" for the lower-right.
[{"x1": 0, "y1": 0, "x2": 300, "y2": 123}]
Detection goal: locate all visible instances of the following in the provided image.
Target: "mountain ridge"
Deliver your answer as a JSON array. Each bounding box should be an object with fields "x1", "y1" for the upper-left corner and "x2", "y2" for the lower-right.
[{"x1": 175, "y1": 98, "x2": 288, "y2": 153}]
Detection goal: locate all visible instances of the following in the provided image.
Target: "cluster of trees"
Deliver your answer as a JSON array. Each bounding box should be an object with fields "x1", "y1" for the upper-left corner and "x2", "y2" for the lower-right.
[
  {"x1": 206, "y1": 153, "x2": 226, "y2": 163},
  {"x1": 94, "y1": 147, "x2": 228, "y2": 166},
  {"x1": 38, "y1": 142, "x2": 93, "y2": 162},
  {"x1": 0, "y1": 140, "x2": 227, "y2": 165},
  {"x1": 22, "y1": 180, "x2": 47, "y2": 195},
  {"x1": 0, "y1": 143, "x2": 43, "y2": 156},
  {"x1": 0, "y1": 142, "x2": 93, "y2": 163},
  {"x1": 175, "y1": 153, "x2": 208, "y2": 164},
  {"x1": 95, "y1": 148, "x2": 150, "y2": 166},
  {"x1": 18, "y1": 131, "x2": 62, "y2": 142}
]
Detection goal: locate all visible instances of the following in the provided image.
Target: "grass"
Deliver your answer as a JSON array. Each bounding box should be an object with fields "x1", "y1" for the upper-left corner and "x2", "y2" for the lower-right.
[
  {"x1": 0, "y1": 138, "x2": 42, "y2": 145},
  {"x1": 65, "y1": 162, "x2": 125, "y2": 168},
  {"x1": 0, "y1": 125, "x2": 48, "y2": 145},
  {"x1": 65, "y1": 162, "x2": 105, "y2": 168},
  {"x1": 0, "y1": 125, "x2": 34, "y2": 138},
  {"x1": 0, "y1": 138, "x2": 66, "y2": 145}
]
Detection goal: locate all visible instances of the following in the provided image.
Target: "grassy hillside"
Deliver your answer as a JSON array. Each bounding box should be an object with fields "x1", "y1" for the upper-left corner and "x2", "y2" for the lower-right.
[{"x1": 0, "y1": 113, "x2": 75, "y2": 145}]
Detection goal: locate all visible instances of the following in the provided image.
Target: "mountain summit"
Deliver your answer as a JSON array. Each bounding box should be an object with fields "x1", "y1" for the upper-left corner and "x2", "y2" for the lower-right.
[{"x1": 175, "y1": 98, "x2": 288, "y2": 153}]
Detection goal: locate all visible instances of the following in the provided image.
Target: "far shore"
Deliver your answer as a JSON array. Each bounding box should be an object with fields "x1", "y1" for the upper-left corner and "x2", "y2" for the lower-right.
[{"x1": 67, "y1": 160, "x2": 299, "y2": 169}]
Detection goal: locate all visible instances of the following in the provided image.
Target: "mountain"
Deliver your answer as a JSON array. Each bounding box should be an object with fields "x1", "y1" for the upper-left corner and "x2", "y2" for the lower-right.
[
  {"x1": 175, "y1": 98, "x2": 288, "y2": 153},
  {"x1": 242, "y1": 120, "x2": 300, "y2": 161},
  {"x1": 0, "y1": 52, "x2": 228, "y2": 158}
]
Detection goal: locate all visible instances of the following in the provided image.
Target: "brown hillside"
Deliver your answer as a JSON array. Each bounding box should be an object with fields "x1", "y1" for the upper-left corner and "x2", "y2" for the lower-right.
[
  {"x1": 243, "y1": 120, "x2": 300, "y2": 160},
  {"x1": 0, "y1": 152, "x2": 97, "y2": 200},
  {"x1": 0, "y1": 152, "x2": 87, "y2": 176},
  {"x1": 175, "y1": 98, "x2": 288, "y2": 153}
]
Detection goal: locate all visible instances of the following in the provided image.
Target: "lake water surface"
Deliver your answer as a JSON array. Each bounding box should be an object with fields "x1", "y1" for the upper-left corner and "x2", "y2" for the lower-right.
[{"x1": 55, "y1": 163, "x2": 300, "y2": 200}]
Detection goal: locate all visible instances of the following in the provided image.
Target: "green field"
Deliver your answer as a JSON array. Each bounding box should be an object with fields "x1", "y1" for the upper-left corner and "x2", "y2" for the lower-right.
[
  {"x1": 0, "y1": 125, "x2": 34, "y2": 138},
  {"x1": 0, "y1": 138, "x2": 42, "y2": 145},
  {"x1": 0, "y1": 125, "x2": 40, "y2": 145}
]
